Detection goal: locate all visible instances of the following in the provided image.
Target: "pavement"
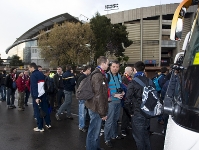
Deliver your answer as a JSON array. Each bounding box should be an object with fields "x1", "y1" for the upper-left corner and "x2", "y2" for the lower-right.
[{"x1": 0, "y1": 94, "x2": 165, "y2": 150}]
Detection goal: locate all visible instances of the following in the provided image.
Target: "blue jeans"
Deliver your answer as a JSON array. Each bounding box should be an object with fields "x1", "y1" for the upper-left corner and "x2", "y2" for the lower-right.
[
  {"x1": 6, "y1": 88, "x2": 15, "y2": 106},
  {"x1": 131, "y1": 114, "x2": 151, "y2": 150},
  {"x1": 56, "y1": 89, "x2": 64, "y2": 108},
  {"x1": 1, "y1": 85, "x2": 6, "y2": 101},
  {"x1": 24, "y1": 88, "x2": 30, "y2": 105},
  {"x1": 86, "y1": 109, "x2": 102, "y2": 150},
  {"x1": 79, "y1": 100, "x2": 86, "y2": 129},
  {"x1": 57, "y1": 90, "x2": 72, "y2": 117},
  {"x1": 104, "y1": 102, "x2": 121, "y2": 141},
  {"x1": 34, "y1": 94, "x2": 51, "y2": 129}
]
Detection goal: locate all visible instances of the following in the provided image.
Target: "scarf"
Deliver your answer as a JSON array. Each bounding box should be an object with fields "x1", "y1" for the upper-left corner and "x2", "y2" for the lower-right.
[
  {"x1": 96, "y1": 66, "x2": 105, "y2": 75},
  {"x1": 134, "y1": 71, "x2": 145, "y2": 78},
  {"x1": 124, "y1": 73, "x2": 132, "y2": 81}
]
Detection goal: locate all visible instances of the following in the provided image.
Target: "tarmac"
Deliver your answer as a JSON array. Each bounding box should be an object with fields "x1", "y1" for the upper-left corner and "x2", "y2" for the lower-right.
[{"x1": 0, "y1": 94, "x2": 165, "y2": 150}]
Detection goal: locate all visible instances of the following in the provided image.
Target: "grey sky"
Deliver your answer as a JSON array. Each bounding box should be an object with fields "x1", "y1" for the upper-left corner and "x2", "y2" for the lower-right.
[{"x1": 0, "y1": 0, "x2": 181, "y2": 59}]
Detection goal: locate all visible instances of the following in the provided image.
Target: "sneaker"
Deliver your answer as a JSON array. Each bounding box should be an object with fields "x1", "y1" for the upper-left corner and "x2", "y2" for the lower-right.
[
  {"x1": 66, "y1": 116, "x2": 73, "y2": 120},
  {"x1": 105, "y1": 141, "x2": 113, "y2": 148},
  {"x1": 33, "y1": 127, "x2": 44, "y2": 132},
  {"x1": 127, "y1": 125, "x2": 132, "y2": 130},
  {"x1": 112, "y1": 135, "x2": 123, "y2": 140},
  {"x1": 79, "y1": 127, "x2": 87, "y2": 132},
  {"x1": 12, "y1": 105, "x2": 16, "y2": 108},
  {"x1": 7, "y1": 105, "x2": 14, "y2": 109},
  {"x1": 18, "y1": 108, "x2": 24, "y2": 111},
  {"x1": 45, "y1": 125, "x2": 52, "y2": 129},
  {"x1": 121, "y1": 130, "x2": 127, "y2": 137},
  {"x1": 100, "y1": 129, "x2": 104, "y2": 133},
  {"x1": 55, "y1": 113, "x2": 61, "y2": 120}
]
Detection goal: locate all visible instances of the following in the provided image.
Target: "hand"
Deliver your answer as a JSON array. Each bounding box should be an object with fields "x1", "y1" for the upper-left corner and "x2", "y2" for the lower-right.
[
  {"x1": 102, "y1": 116, "x2": 107, "y2": 121},
  {"x1": 114, "y1": 94, "x2": 124, "y2": 99},
  {"x1": 36, "y1": 99, "x2": 41, "y2": 104}
]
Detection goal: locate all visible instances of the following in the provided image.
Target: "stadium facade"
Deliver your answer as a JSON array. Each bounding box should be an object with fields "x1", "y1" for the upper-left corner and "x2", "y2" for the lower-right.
[
  {"x1": 106, "y1": 3, "x2": 197, "y2": 66},
  {"x1": 5, "y1": 3, "x2": 197, "y2": 68}
]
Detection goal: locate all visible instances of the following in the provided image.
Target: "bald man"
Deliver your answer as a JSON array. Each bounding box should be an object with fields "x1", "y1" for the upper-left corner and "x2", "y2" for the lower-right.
[{"x1": 121, "y1": 66, "x2": 133, "y2": 137}]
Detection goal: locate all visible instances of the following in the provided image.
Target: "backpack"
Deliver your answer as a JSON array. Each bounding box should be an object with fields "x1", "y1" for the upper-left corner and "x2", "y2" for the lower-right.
[
  {"x1": 134, "y1": 77, "x2": 163, "y2": 118},
  {"x1": 76, "y1": 70, "x2": 98, "y2": 100},
  {"x1": 152, "y1": 75, "x2": 162, "y2": 92},
  {"x1": 44, "y1": 76, "x2": 55, "y2": 94}
]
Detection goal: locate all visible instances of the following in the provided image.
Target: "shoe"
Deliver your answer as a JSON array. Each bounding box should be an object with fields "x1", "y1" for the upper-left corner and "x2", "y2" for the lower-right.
[
  {"x1": 45, "y1": 125, "x2": 52, "y2": 129},
  {"x1": 100, "y1": 129, "x2": 104, "y2": 133},
  {"x1": 18, "y1": 108, "x2": 24, "y2": 111},
  {"x1": 7, "y1": 105, "x2": 14, "y2": 109},
  {"x1": 105, "y1": 141, "x2": 113, "y2": 148},
  {"x1": 112, "y1": 135, "x2": 123, "y2": 140},
  {"x1": 121, "y1": 130, "x2": 127, "y2": 137},
  {"x1": 55, "y1": 113, "x2": 61, "y2": 120},
  {"x1": 12, "y1": 105, "x2": 16, "y2": 108},
  {"x1": 66, "y1": 116, "x2": 73, "y2": 120},
  {"x1": 79, "y1": 127, "x2": 87, "y2": 132},
  {"x1": 127, "y1": 125, "x2": 132, "y2": 130},
  {"x1": 33, "y1": 127, "x2": 44, "y2": 132}
]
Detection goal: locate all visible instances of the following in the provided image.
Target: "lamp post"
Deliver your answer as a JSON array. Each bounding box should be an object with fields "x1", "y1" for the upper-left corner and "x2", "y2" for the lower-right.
[{"x1": 79, "y1": 14, "x2": 89, "y2": 23}]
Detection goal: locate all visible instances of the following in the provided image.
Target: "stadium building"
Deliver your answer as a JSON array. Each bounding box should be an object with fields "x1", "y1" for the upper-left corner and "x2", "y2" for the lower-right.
[
  {"x1": 5, "y1": 3, "x2": 197, "y2": 70},
  {"x1": 106, "y1": 3, "x2": 197, "y2": 66}
]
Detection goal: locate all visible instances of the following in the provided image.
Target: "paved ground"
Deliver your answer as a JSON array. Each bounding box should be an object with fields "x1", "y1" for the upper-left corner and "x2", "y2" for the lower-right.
[{"x1": 0, "y1": 94, "x2": 165, "y2": 150}]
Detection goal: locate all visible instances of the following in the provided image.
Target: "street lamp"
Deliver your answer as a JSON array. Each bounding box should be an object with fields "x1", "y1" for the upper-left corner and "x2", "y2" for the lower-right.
[{"x1": 79, "y1": 14, "x2": 89, "y2": 23}]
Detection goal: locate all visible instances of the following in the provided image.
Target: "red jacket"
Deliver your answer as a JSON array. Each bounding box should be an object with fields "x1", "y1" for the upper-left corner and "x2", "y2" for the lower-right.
[{"x1": 16, "y1": 75, "x2": 26, "y2": 92}]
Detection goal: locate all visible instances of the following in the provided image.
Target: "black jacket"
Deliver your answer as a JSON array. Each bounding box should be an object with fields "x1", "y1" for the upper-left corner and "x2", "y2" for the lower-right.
[
  {"x1": 76, "y1": 73, "x2": 87, "y2": 88},
  {"x1": 63, "y1": 70, "x2": 76, "y2": 91},
  {"x1": 0, "y1": 73, "x2": 6, "y2": 85},
  {"x1": 5, "y1": 74, "x2": 15, "y2": 89},
  {"x1": 124, "y1": 75, "x2": 153, "y2": 116},
  {"x1": 53, "y1": 73, "x2": 64, "y2": 92}
]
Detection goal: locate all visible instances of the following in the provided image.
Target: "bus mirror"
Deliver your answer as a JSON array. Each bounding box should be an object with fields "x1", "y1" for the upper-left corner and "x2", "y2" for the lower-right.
[
  {"x1": 175, "y1": 18, "x2": 183, "y2": 40},
  {"x1": 170, "y1": 7, "x2": 187, "y2": 41},
  {"x1": 175, "y1": 7, "x2": 186, "y2": 40}
]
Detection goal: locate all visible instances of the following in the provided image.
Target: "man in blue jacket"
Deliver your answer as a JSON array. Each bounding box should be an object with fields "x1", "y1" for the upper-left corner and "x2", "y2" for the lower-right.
[
  {"x1": 29, "y1": 63, "x2": 51, "y2": 132},
  {"x1": 55, "y1": 64, "x2": 76, "y2": 120}
]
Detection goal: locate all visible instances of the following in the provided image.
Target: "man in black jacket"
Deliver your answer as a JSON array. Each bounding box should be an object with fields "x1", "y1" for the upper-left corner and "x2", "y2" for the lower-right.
[
  {"x1": 121, "y1": 66, "x2": 133, "y2": 137},
  {"x1": 0, "y1": 70, "x2": 7, "y2": 102},
  {"x1": 55, "y1": 65, "x2": 76, "y2": 120},
  {"x1": 77, "y1": 66, "x2": 91, "y2": 132},
  {"x1": 124, "y1": 61, "x2": 152, "y2": 150},
  {"x1": 5, "y1": 68, "x2": 17, "y2": 109},
  {"x1": 53, "y1": 66, "x2": 64, "y2": 109}
]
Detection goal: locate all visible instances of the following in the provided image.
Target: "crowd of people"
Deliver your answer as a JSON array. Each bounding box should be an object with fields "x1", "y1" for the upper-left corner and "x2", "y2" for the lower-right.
[{"x1": 0, "y1": 56, "x2": 174, "y2": 150}]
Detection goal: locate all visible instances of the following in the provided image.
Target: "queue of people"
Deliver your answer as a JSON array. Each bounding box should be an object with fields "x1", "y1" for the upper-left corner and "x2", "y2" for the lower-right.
[{"x1": 0, "y1": 56, "x2": 173, "y2": 150}]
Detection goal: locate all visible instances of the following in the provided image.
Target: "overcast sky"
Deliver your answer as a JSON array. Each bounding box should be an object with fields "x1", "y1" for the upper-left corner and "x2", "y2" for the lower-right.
[{"x1": 0, "y1": 0, "x2": 181, "y2": 59}]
